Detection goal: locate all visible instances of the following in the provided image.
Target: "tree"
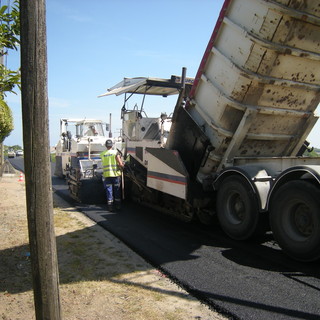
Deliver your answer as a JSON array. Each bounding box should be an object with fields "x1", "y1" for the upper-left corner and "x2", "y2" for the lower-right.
[
  {"x1": 0, "y1": 0, "x2": 20, "y2": 143},
  {"x1": 0, "y1": 97, "x2": 13, "y2": 142}
]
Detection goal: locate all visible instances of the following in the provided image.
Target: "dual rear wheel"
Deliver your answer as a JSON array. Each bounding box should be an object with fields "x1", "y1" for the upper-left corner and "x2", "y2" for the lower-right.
[
  {"x1": 269, "y1": 181, "x2": 320, "y2": 262},
  {"x1": 216, "y1": 176, "x2": 320, "y2": 261}
]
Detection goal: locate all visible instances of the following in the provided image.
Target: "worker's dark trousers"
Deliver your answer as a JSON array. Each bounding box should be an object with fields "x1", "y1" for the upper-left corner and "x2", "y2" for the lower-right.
[{"x1": 103, "y1": 176, "x2": 121, "y2": 207}]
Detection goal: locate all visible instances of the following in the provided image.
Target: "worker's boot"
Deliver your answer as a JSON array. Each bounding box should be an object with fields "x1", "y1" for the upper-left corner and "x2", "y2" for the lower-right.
[{"x1": 107, "y1": 201, "x2": 114, "y2": 212}]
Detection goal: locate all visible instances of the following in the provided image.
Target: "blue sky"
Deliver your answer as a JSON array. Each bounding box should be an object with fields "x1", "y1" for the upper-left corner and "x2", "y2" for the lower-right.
[
  {"x1": 4, "y1": 0, "x2": 320, "y2": 148},
  {"x1": 5, "y1": 0, "x2": 225, "y2": 147}
]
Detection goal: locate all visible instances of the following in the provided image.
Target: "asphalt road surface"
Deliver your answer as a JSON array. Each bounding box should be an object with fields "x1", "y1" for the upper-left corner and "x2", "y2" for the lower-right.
[{"x1": 10, "y1": 158, "x2": 320, "y2": 320}]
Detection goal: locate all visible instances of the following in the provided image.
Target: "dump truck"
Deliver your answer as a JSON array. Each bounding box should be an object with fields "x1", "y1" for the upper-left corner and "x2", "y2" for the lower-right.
[
  {"x1": 54, "y1": 118, "x2": 121, "y2": 203},
  {"x1": 100, "y1": 0, "x2": 320, "y2": 261}
]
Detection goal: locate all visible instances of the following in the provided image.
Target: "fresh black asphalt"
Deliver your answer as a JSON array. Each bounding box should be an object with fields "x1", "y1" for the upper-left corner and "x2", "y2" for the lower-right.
[{"x1": 52, "y1": 176, "x2": 320, "y2": 320}]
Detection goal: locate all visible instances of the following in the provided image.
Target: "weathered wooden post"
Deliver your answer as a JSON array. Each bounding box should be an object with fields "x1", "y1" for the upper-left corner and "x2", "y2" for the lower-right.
[{"x1": 20, "y1": 0, "x2": 61, "y2": 319}]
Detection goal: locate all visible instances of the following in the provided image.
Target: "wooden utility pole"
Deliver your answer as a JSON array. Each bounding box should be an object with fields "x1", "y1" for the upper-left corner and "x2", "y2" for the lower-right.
[{"x1": 20, "y1": 1, "x2": 61, "y2": 319}]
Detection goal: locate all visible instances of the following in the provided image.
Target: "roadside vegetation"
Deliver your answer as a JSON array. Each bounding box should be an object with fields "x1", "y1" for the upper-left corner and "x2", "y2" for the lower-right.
[
  {"x1": 0, "y1": 0, "x2": 20, "y2": 143},
  {"x1": 304, "y1": 147, "x2": 320, "y2": 157},
  {"x1": 4, "y1": 144, "x2": 56, "y2": 162},
  {"x1": 51, "y1": 152, "x2": 56, "y2": 162},
  {"x1": 3, "y1": 144, "x2": 22, "y2": 156}
]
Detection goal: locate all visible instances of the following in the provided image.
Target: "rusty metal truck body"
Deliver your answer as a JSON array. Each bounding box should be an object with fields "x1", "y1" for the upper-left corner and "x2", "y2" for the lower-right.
[{"x1": 101, "y1": 0, "x2": 320, "y2": 261}]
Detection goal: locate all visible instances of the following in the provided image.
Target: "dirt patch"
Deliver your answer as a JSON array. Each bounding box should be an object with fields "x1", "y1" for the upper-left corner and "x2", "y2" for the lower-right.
[{"x1": 0, "y1": 172, "x2": 227, "y2": 320}]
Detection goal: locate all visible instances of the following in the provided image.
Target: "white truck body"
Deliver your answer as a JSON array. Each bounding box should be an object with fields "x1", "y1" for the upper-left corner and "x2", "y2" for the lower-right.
[
  {"x1": 101, "y1": 0, "x2": 320, "y2": 261},
  {"x1": 187, "y1": 0, "x2": 320, "y2": 173}
]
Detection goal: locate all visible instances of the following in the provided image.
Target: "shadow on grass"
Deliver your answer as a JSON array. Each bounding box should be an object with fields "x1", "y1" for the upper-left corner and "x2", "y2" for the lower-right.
[{"x1": 0, "y1": 210, "x2": 198, "y2": 309}]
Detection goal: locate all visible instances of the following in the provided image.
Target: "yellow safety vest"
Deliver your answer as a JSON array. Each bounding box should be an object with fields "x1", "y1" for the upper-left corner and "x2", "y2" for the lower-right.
[{"x1": 100, "y1": 149, "x2": 121, "y2": 178}]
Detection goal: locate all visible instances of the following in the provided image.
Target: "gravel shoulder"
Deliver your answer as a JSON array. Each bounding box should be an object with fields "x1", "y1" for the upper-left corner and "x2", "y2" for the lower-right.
[{"x1": 0, "y1": 168, "x2": 227, "y2": 320}]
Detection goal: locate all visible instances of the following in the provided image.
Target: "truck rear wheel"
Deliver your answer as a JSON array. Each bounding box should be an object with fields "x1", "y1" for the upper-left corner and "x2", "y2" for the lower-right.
[
  {"x1": 270, "y1": 180, "x2": 320, "y2": 262},
  {"x1": 217, "y1": 175, "x2": 259, "y2": 240}
]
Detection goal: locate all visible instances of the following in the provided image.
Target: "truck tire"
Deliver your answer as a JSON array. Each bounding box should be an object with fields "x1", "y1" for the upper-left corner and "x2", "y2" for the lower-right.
[
  {"x1": 217, "y1": 175, "x2": 259, "y2": 240},
  {"x1": 269, "y1": 180, "x2": 320, "y2": 262}
]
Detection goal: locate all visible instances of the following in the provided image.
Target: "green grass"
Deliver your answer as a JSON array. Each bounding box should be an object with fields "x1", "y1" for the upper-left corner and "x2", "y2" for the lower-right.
[{"x1": 50, "y1": 153, "x2": 56, "y2": 162}]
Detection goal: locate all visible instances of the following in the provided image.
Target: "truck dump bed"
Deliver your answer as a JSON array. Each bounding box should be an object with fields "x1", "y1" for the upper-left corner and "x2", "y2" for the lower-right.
[{"x1": 186, "y1": 0, "x2": 320, "y2": 171}]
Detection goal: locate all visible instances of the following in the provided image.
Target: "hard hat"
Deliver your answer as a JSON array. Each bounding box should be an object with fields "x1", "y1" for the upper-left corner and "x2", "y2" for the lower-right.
[{"x1": 105, "y1": 139, "x2": 113, "y2": 147}]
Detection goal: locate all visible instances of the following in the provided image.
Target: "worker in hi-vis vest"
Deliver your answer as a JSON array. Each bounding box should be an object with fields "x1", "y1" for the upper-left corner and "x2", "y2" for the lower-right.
[{"x1": 100, "y1": 139, "x2": 124, "y2": 211}]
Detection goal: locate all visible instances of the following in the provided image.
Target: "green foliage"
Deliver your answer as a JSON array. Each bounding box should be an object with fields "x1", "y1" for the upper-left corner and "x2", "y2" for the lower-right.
[
  {"x1": 0, "y1": 2, "x2": 20, "y2": 51},
  {"x1": 304, "y1": 148, "x2": 320, "y2": 157},
  {"x1": 0, "y1": 98, "x2": 13, "y2": 143},
  {"x1": 0, "y1": 0, "x2": 20, "y2": 96},
  {"x1": 4, "y1": 144, "x2": 21, "y2": 152},
  {"x1": 0, "y1": 0, "x2": 20, "y2": 142},
  {"x1": 0, "y1": 64, "x2": 20, "y2": 94},
  {"x1": 3, "y1": 144, "x2": 21, "y2": 156},
  {"x1": 51, "y1": 153, "x2": 56, "y2": 163}
]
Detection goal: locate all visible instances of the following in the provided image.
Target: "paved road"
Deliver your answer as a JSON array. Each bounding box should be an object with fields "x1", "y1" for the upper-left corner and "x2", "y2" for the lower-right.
[{"x1": 11, "y1": 158, "x2": 320, "y2": 320}]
